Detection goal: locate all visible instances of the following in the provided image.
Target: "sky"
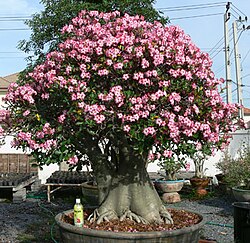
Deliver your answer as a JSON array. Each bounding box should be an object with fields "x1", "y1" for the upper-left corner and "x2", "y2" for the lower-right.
[{"x1": 0, "y1": 0, "x2": 249, "y2": 107}]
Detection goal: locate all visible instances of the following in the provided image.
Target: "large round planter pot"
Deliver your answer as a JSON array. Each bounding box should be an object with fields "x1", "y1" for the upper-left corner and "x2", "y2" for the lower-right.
[
  {"x1": 81, "y1": 181, "x2": 99, "y2": 206},
  {"x1": 232, "y1": 187, "x2": 250, "y2": 202},
  {"x1": 233, "y1": 202, "x2": 250, "y2": 243},
  {"x1": 55, "y1": 209, "x2": 205, "y2": 243},
  {"x1": 154, "y1": 180, "x2": 184, "y2": 203},
  {"x1": 189, "y1": 177, "x2": 210, "y2": 196}
]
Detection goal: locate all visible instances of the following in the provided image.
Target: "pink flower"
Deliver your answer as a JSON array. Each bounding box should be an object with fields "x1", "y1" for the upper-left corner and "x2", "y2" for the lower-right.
[
  {"x1": 148, "y1": 152, "x2": 155, "y2": 161},
  {"x1": 143, "y1": 127, "x2": 156, "y2": 136},
  {"x1": 94, "y1": 114, "x2": 105, "y2": 124},
  {"x1": 141, "y1": 58, "x2": 149, "y2": 68},
  {"x1": 58, "y1": 114, "x2": 66, "y2": 123},
  {"x1": 123, "y1": 125, "x2": 131, "y2": 132},
  {"x1": 185, "y1": 162, "x2": 191, "y2": 171},
  {"x1": 98, "y1": 69, "x2": 109, "y2": 76},
  {"x1": 122, "y1": 74, "x2": 129, "y2": 80},
  {"x1": 0, "y1": 126, "x2": 5, "y2": 135},
  {"x1": 113, "y1": 62, "x2": 123, "y2": 70},
  {"x1": 169, "y1": 92, "x2": 181, "y2": 105},
  {"x1": 163, "y1": 150, "x2": 172, "y2": 158},
  {"x1": 23, "y1": 110, "x2": 30, "y2": 116},
  {"x1": 68, "y1": 155, "x2": 78, "y2": 165}
]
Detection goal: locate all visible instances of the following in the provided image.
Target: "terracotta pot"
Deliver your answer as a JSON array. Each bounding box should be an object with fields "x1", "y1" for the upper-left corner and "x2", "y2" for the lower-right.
[
  {"x1": 55, "y1": 209, "x2": 206, "y2": 243},
  {"x1": 154, "y1": 180, "x2": 184, "y2": 203},
  {"x1": 189, "y1": 178, "x2": 210, "y2": 196}
]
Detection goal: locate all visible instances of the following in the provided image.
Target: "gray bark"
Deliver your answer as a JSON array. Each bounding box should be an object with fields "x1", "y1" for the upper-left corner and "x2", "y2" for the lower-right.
[{"x1": 87, "y1": 136, "x2": 173, "y2": 224}]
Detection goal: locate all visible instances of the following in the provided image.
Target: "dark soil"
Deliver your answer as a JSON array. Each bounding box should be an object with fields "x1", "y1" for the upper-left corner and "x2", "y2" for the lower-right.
[{"x1": 63, "y1": 208, "x2": 202, "y2": 232}]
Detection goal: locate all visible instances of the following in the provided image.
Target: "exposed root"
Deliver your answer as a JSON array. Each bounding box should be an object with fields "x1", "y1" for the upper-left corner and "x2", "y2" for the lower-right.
[
  {"x1": 160, "y1": 205, "x2": 173, "y2": 224},
  {"x1": 120, "y1": 208, "x2": 149, "y2": 224},
  {"x1": 88, "y1": 206, "x2": 173, "y2": 225},
  {"x1": 88, "y1": 208, "x2": 118, "y2": 224}
]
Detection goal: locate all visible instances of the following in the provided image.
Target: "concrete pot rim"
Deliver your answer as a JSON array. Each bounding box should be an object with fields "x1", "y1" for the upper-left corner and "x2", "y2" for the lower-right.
[
  {"x1": 155, "y1": 179, "x2": 185, "y2": 184},
  {"x1": 55, "y1": 208, "x2": 206, "y2": 239}
]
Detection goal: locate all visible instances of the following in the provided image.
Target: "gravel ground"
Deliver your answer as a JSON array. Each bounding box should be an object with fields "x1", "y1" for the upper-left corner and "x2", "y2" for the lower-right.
[
  {"x1": 171, "y1": 194, "x2": 235, "y2": 243},
  {"x1": 0, "y1": 187, "x2": 236, "y2": 243}
]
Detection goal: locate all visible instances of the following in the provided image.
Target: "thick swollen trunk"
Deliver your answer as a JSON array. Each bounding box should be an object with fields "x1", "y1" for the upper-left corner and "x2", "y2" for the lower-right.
[
  {"x1": 85, "y1": 135, "x2": 173, "y2": 224},
  {"x1": 90, "y1": 170, "x2": 173, "y2": 224},
  {"x1": 89, "y1": 141, "x2": 173, "y2": 224}
]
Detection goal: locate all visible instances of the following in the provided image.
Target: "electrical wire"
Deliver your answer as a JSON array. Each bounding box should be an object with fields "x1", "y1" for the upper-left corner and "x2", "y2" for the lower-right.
[
  {"x1": 157, "y1": 2, "x2": 227, "y2": 11},
  {"x1": 0, "y1": 19, "x2": 30, "y2": 22},
  {"x1": 230, "y1": 8, "x2": 241, "y2": 20},
  {"x1": 0, "y1": 28, "x2": 30, "y2": 31},
  {"x1": 214, "y1": 65, "x2": 225, "y2": 74},
  {"x1": 159, "y1": 4, "x2": 225, "y2": 12},
  {"x1": 170, "y1": 12, "x2": 223, "y2": 21},
  {"x1": 208, "y1": 35, "x2": 225, "y2": 56},
  {"x1": 231, "y1": 3, "x2": 248, "y2": 17},
  {"x1": 0, "y1": 16, "x2": 31, "y2": 19},
  {"x1": 0, "y1": 51, "x2": 23, "y2": 53},
  {"x1": 0, "y1": 57, "x2": 28, "y2": 59},
  {"x1": 241, "y1": 48, "x2": 250, "y2": 64}
]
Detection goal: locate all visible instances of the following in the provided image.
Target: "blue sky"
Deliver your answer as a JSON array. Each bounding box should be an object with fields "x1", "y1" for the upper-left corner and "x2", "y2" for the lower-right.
[{"x1": 0, "y1": 0, "x2": 249, "y2": 107}]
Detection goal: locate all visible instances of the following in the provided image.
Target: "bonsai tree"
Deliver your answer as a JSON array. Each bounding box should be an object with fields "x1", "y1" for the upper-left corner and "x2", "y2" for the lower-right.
[
  {"x1": 157, "y1": 157, "x2": 187, "y2": 181},
  {"x1": 0, "y1": 10, "x2": 241, "y2": 224},
  {"x1": 191, "y1": 152, "x2": 209, "y2": 179}
]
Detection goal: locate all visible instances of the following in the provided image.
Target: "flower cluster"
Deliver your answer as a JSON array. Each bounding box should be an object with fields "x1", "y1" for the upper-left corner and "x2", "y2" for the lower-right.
[{"x1": 1, "y1": 10, "x2": 241, "y2": 166}]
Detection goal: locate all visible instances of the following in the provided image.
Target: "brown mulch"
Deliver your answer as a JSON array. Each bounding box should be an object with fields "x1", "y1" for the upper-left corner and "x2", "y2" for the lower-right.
[{"x1": 63, "y1": 208, "x2": 202, "y2": 232}]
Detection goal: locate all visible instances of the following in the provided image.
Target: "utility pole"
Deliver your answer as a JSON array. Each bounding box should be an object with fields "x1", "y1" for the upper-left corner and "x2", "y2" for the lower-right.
[
  {"x1": 232, "y1": 20, "x2": 244, "y2": 119},
  {"x1": 224, "y1": 2, "x2": 232, "y2": 104}
]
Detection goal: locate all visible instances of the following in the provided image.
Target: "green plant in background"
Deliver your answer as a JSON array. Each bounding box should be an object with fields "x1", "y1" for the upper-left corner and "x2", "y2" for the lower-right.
[
  {"x1": 218, "y1": 144, "x2": 250, "y2": 189},
  {"x1": 215, "y1": 148, "x2": 232, "y2": 176},
  {"x1": 157, "y1": 157, "x2": 186, "y2": 181}
]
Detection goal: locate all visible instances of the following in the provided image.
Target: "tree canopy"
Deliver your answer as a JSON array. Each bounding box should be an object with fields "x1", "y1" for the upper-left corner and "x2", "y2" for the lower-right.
[
  {"x1": 0, "y1": 9, "x2": 242, "y2": 225},
  {"x1": 18, "y1": 0, "x2": 168, "y2": 64},
  {"x1": 2, "y1": 10, "x2": 240, "y2": 170}
]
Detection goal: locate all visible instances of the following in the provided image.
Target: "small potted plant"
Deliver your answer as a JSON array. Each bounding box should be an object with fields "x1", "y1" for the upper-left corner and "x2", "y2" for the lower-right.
[
  {"x1": 221, "y1": 145, "x2": 250, "y2": 201},
  {"x1": 154, "y1": 157, "x2": 186, "y2": 203},
  {"x1": 189, "y1": 152, "x2": 210, "y2": 196},
  {"x1": 215, "y1": 148, "x2": 231, "y2": 191}
]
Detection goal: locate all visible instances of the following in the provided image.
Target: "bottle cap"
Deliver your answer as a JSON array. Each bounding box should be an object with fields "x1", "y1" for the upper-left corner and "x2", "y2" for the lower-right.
[{"x1": 76, "y1": 198, "x2": 81, "y2": 204}]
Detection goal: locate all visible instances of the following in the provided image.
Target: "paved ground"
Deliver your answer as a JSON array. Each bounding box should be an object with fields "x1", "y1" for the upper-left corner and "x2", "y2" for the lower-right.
[{"x1": 0, "y1": 185, "x2": 237, "y2": 243}]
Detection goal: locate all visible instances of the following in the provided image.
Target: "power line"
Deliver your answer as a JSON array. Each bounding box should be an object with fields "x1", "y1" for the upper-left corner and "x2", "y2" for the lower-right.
[
  {"x1": 241, "y1": 48, "x2": 250, "y2": 64},
  {"x1": 208, "y1": 35, "x2": 225, "y2": 56},
  {"x1": 0, "y1": 28, "x2": 30, "y2": 31},
  {"x1": 231, "y1": 3, "x2": 248, "y2": 18},
  {"x1": 0, "y1": 19, "x2": 30, "y2": 22},
  {"x1": 0, "y1": 51, "x2": 23, "y2": 53},
  {"x1": 0, "y1": 16, "x2": 32, "y2": 18},
  {"x1": 230, "y1": 8, "x2": 242, "y2": 19},
  {"x1": 157, "y1": 2, "x2": 227, "y2": 11},
  {"x1": 0, "y1": 57, "x2": 28, "y2": 59},
  {"x1": 170, "y1": 12, "x2": 223, "y2": 21},
  {"x1": 159, "y1": 4, "x2": 225, "y2": 12}
]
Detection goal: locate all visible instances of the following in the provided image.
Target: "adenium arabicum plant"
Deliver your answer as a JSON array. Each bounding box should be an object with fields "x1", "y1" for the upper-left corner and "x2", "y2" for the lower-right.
[{"x1": 0, "y1": 10, "x2": 242, "y2": 224}]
